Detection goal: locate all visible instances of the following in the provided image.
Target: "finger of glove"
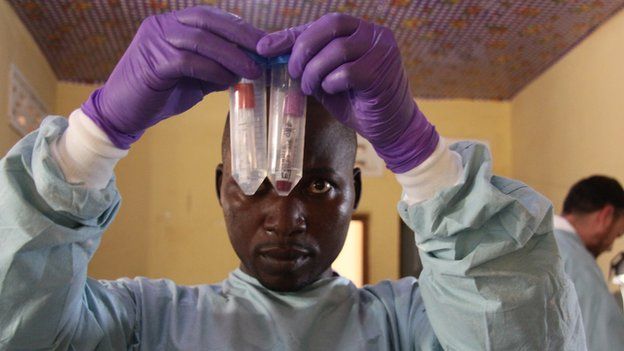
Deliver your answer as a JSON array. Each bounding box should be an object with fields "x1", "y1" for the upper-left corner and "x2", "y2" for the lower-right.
[
  {"x1": 173, "y1": 6, "x2": 265, "y2": 52},
  {"x1": 256, "y1": 24, "x2": 309, "y2": 57},
  {"x1": 320, "y1": 39, "x2": 398, "y2": 94},
  {"x1": 165, "y1": 23, "x2": 261, "y2": 79},
  {"x1": 313, "y1": 91, "x2": 352, "y2": 125},
  {"x1": 321, "y1": 26, "x2": 401, "y2": 94},
  {"x1": 319, "y1": 61, "x2": 367, "y2": 95},
  {"x1": 288, "y1": 13, "x2": 360, "y2": 79},
  {"x1": 323, "y1": 55, "x2": 416, "y2": 145},
  {"x1": 299, "y1": 21, "x2": 373, "y2": 95},
  {"x1": 159, "y1": 49, "x2": 238, "y2": 87}
]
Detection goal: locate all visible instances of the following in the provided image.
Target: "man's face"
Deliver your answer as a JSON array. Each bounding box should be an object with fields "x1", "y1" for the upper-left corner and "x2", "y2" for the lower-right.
[
  {"x1": 599, "y1": 212, "x2": 624, "y2": 253},
  {"x1": 216, "y1": 106, "x2": 361, "y2": 292}
]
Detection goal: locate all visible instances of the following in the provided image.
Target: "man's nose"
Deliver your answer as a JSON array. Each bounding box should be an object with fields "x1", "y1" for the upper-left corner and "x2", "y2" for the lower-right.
[{"x1": 263, "y1": 194, "x2": 307, "y2": 237}]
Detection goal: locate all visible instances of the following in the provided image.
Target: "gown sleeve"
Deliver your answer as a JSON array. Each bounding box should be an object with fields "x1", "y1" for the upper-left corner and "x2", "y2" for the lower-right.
[
  {"x1": 398, "y1": 141, "x2": 587, "y2": 350},
  {"x1": 0, "y1": 117, "x2": 139, "y2": 350}
]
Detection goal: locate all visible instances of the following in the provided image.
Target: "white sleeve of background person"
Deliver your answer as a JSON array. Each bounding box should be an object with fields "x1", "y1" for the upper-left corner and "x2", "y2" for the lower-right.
[
  {"x1": 50, "y1": 109, "x2": 128, "y2": 189},
  {"x1": 395, "y1": 138, "x2": 463, "y2": 205}
]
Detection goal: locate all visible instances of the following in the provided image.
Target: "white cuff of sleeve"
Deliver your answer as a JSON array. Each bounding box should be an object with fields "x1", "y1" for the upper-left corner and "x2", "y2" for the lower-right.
[
  {"x1": 395, "y1": 138, "x2": 463, "y2": 205},
  {"x1": 50, "y1": 109, "x2": 128, "y2": 189}
]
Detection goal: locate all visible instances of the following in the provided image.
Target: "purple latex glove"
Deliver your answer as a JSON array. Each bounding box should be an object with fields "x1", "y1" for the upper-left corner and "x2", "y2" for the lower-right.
[
  {"x1": 257, "y1": 14, "x2": 438, "y2": 173},
  {"x1": 82, "y1": 6, "x2": 264, "y2": 149}
]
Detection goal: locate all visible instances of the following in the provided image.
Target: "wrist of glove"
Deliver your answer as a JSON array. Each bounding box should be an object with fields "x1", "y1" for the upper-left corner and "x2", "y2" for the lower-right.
[
  {"x1": 373, "y1": 106, "x2": 439, "y2": 174},
  {"x1": 82, "y1": 88, "x2": 145, "y2": 150}
]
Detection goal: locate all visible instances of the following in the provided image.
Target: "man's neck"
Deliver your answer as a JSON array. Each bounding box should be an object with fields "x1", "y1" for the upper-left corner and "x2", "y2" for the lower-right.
[
  {"x1": 554, "y1": 215, "x2": 576, "y2": 234},
  {"x1": 562, "y1": 213, "x2": 601, "y2": 257}
]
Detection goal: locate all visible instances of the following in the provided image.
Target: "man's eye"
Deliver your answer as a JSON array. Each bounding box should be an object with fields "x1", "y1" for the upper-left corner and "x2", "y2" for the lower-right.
[{"x1": 308, "y1": 180, "x2": 333, "y2": 194}]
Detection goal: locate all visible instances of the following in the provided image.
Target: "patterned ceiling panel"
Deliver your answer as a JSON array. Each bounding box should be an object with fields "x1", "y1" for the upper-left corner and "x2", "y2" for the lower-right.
[{"x1": 8, "y1": 0, "x2": 624, "y2": 100}]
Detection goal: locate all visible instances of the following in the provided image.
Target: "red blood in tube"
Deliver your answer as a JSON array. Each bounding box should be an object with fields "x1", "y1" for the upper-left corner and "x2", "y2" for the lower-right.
[
  {"x1": 235, "y1": 83, "x2": 255, "y2": 109},
  {"x1": 275, "y1": 180, "x2": 293, "y2": 192},
  {"x1": 284, "y1": 92, "x2": 304, "y2": 116}
]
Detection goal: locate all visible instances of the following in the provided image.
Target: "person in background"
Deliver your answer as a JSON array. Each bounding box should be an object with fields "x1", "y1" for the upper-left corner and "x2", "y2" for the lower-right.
[
  {"x1": 554, "y1": 175, "x2": 624, "y2": 350},
  {"x1": 0, "y1": 6, "x2": 586, "y2": 350}
]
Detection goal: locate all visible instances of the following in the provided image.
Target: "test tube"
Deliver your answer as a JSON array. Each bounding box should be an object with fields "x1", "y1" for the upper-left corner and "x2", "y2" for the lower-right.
[
  {"x1": 229, "y1": 72, "x2": 268, "y2": 195},
  {"x1": 268, "y1": 56, "x2": 307, "y2": 196}
]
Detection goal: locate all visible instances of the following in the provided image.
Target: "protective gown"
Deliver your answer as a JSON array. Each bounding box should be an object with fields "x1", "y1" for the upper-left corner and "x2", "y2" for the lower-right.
[
  {"x1": 0, "y1": 117, "x2": 586, "y2": 350},
  {"x1": 554, "y1": 216, "x2": 624, "y2": 350}
]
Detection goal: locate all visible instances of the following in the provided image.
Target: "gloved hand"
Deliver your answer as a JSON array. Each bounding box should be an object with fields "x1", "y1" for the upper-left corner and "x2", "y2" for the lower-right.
[
  {"x1": 82, "y1": 6, "x2": 265, "y2": 149},
  {"x1": 257, "y1": 14, "x2": 439, "y2": 173}
]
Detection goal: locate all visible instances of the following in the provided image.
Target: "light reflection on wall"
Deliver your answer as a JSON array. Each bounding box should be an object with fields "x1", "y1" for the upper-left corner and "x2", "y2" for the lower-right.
[{"x1": 333, "y1": 219, "x2": 365, "y2": 287}]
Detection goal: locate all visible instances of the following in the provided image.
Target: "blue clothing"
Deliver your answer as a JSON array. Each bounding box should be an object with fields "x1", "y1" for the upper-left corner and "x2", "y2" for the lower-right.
[
  {"x1": 0, "y1": 116, "x2": 586, "y2": 350},
  {"x1": 554, "y1": 223, "x2": 624, "y2": 350}
]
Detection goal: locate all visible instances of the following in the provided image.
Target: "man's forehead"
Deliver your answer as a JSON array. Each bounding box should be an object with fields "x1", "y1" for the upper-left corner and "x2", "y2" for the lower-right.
[
  {"x1": 305, "y1": 102, "x2": 352, "y2": 141},
  {"x1": 303, "y1": 138, "x2": 355, "y2": 179},
  {"x1": 303, "y1": 166, "x2": 340, "y2": 176},
  {"x1": 305, "y1": 118, "x2": 353, "y2": 148}
]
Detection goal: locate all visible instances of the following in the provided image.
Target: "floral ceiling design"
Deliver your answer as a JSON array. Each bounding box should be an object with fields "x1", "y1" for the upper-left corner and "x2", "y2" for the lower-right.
[{"x1": 8, "y1": 0, "x2": 624, "y2": 100}]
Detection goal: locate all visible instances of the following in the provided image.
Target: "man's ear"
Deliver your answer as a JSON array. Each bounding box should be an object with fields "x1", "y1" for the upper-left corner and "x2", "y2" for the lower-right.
[
  {"x1": 215, "y1": 164, "x2": 224, "y2": 206},
  {"x1": 353, "y1": 167, "x2": 362, "y2": 210},
  {"x1": 597, "y1": 204, "x2": 615, "y2": 230}
]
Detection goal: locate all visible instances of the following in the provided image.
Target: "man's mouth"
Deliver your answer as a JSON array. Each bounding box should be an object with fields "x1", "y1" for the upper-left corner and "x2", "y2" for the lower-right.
[{"x1": 257, "y1": 245, "x2": 312, "y2": 272}]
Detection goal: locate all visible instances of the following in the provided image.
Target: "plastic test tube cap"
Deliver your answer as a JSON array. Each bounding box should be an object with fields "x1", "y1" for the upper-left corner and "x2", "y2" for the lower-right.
[
  {"x1": 247, "y1": 51, "x2": 269, "y2": 66},
  {"x1": 269, "y1": 54, "x2": 290, "y2": 66}
]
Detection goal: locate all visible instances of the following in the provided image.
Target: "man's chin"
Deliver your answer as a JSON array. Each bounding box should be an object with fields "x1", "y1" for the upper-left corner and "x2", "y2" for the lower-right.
[
  {"x1": 256, "y1": 271, "x2": 313, "y2": 292},
  {"x1": 241, "y1": 260, "x2": 334, "y2": 292}
]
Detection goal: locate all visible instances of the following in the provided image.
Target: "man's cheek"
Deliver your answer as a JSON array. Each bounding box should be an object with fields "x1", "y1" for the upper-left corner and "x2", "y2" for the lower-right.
[{"x1": 223, "y1": 189, "x2": 259, "y2": 212}]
